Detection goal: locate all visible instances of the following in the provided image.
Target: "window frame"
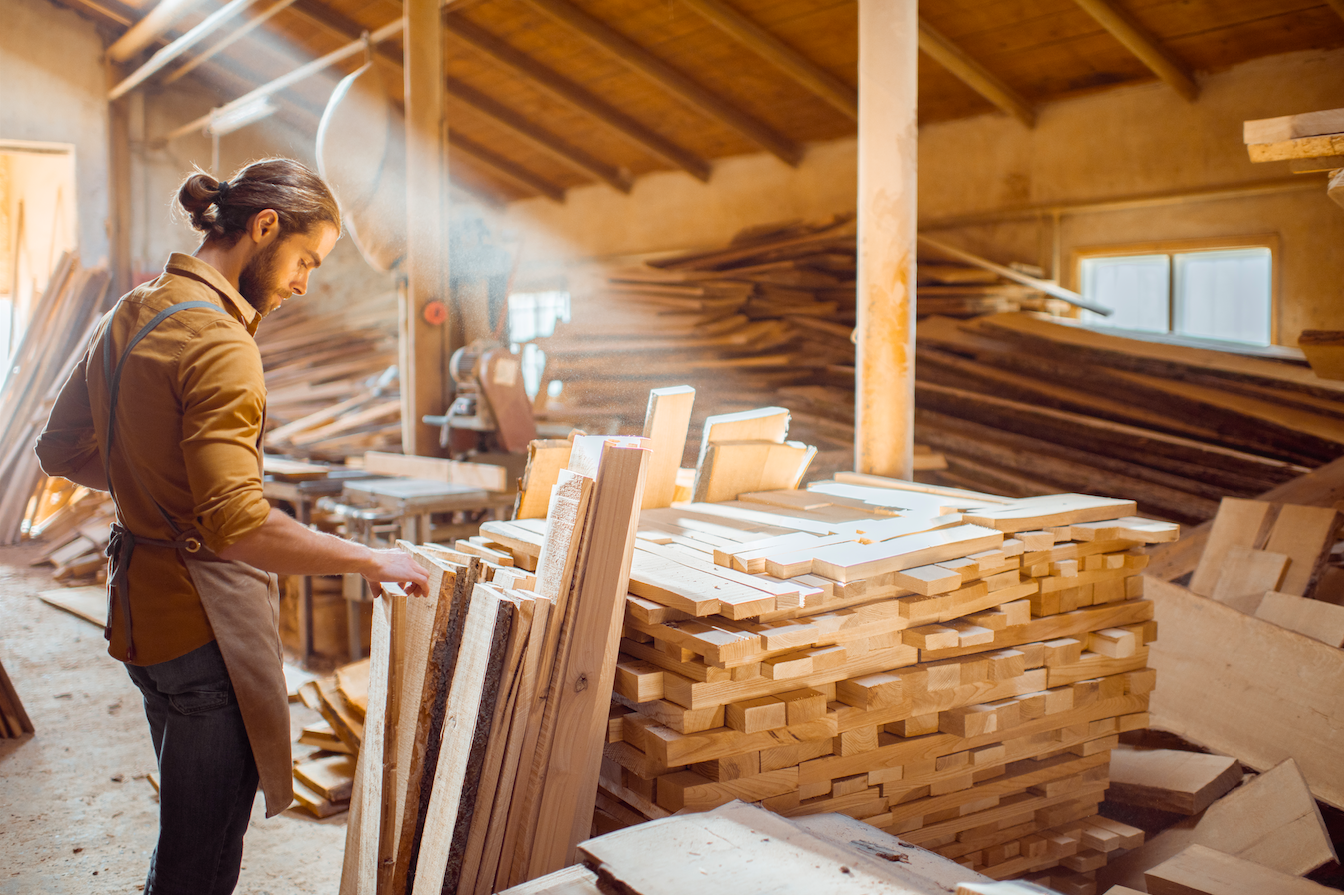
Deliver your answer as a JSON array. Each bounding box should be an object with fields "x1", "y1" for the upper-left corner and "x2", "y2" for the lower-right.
[{"x1": 1069, "y1": 234, "x2": 1280, "y2": 345}]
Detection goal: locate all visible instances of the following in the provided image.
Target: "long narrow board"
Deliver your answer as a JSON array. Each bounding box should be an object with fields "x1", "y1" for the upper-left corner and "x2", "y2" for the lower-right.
[{"x1": 641, "y1": 385, "x2": 695, "y2": 509}]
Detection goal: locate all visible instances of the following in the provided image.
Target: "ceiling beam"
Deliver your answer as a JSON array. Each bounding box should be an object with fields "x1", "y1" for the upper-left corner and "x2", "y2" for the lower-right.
[
  {"x1": 1071, "y1": 0, "x2": 1197, "y2": 101},
  {"x1": 110, "y1": 0, "x2": 268, "y2": 99},
  {"x1": 677, "y1": 0, "x2": 856, "y2": 121},
  {"x1": 107, "y1": 0, "x2": 206, "y2": 62},
  {"x1": 443, "y1": 13, "x2": 710, "y2": 181},
  {"x1": 507, "y1": 0, "x2": 802, "y2": 165},
  {"x1": 164, "y1": 0, "x2": 302, "y2": 85},
  {"x1": 449, "y1": 130, "x2": 566, "y2": 202},
  {"x1": 1329, "y1": 0, "x2": 1344, "y2": 24},
  {"x1": 917, "y1": 17, "x2": 1035, "y2": 128},
  {"x1": 445, "y1": 75, "x2": 633, "y2": 192}
]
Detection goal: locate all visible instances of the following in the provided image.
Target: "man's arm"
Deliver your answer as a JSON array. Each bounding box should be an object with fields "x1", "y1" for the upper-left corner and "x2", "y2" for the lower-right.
[{"x1": 217, "y1": 507, "x2": 429, "y2": 596}]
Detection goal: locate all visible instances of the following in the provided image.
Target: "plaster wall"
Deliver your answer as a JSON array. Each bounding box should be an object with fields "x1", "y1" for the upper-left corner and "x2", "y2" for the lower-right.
[
  {"x1": 0, "y1": 0, "x2": 110, "y2": 267},
  {"x1": 504, "y1": 48, "x2": 1344, "y2": 345}
]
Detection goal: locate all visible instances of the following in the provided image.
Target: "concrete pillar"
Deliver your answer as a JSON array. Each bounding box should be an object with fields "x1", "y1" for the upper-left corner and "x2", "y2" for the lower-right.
[{"x1": 855, "y1": 0, "x2": 918, "y2": 479}]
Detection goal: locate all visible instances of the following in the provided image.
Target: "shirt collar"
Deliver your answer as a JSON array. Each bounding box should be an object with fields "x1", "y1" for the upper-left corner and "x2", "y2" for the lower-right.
[{"x1": 164, "y1": 253, "x2": 259, "y2": 334}]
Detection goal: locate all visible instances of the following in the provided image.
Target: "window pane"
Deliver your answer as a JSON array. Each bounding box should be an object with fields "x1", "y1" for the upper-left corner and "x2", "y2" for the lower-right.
[
  {"x1": 1080, "y1": 255, "x2": 1170, "y2": 333},
  {"x1": 1174, "y1": 248, "x2": 1271, "y2": 346}
]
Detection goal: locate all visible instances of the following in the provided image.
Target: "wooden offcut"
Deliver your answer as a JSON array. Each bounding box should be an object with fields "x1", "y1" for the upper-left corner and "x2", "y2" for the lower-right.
[
  {"x1": 641, "y1": 386, "x2": 695, "y2": 509},
  {"x1": 1145, "y1": 844, "x2": 1337, "y2": 895},
  {"x1": 1106, "y1": 746, "x2": 1240, "y2": 815}
]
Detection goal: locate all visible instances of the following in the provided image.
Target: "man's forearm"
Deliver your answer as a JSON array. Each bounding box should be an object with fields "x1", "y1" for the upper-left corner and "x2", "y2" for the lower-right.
[{"x1": 217, "y1": 507, "x2": 374, "y2": 576}]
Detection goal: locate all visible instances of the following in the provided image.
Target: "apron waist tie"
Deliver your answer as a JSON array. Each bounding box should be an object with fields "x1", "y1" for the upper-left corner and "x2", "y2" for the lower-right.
[{"x1": 105, "y1": 522, "x2": 204, "y2": 663}]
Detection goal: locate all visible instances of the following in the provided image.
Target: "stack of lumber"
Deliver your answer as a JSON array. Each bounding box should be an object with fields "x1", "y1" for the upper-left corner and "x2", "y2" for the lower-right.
[
  {"x1": 913, "y1": 313, "x2": 1341, "y2": 525},
  {"x1": 1243, "y1": 106, "x2": 1344, "y2": 209},
  {"x1": 255, "y1": 288, "x2": 400, "y2": 461},
  {"x1": 447, "y1": 394, "x2": 1172, "y2": 891},
  {"x1": 291, "y1": 657, "x2": 370, "y2": 817},
  {"x1": 537, "y1": 217, "x2": 1063, "y2": 465},
  {"x1": 0, "y1": 253, "x2": 110, "y2": 544},
  {"x1": 336, "y1": 432, "x2": 650, "y2": 895},
  {"x1": 0, "y1": 651, "x2": 34, "y2": 739},
  {"x1": 502, "y1": 800, "x2": 1002, "y2": 895}
]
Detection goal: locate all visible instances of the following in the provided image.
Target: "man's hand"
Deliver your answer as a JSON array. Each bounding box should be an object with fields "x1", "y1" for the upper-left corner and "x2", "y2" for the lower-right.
[{"x1": 363, "y1": 548, "x2": 430, "y2": 599}]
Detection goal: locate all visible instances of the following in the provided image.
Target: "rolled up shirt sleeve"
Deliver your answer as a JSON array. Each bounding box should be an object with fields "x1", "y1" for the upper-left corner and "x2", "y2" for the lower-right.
[
  {"x1": 177, "y1": 320, "x2": 272, "y2": 554},
  {"x1": 35, "y1": 347, "x2": 100, "y2": 479}
]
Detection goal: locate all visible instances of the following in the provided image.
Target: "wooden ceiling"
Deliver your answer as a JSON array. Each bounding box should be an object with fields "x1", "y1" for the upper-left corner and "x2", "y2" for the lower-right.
[{"x1": 63, "y1": 0, "x2": 1344, "y2": 204}]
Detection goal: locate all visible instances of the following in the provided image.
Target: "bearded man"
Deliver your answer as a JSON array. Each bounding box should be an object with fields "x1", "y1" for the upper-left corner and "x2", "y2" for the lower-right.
[{"x1": 36, "y1": 158, "x2": 428, "y2": 895}]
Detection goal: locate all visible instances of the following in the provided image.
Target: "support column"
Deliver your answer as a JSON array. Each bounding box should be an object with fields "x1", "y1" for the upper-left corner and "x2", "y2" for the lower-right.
[
  {"x1": 107, "y1": 62, "x2": 134, "y2": 300},
  {"x1": 402, "y1": 0, "x2": 451, "y2": 455},
  {"x1": 855, "y1": 0, "x2": 918, "y2": 480}
]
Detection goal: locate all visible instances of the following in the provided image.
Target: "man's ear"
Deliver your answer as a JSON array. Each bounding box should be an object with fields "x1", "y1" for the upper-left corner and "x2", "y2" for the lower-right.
[{"x1": 249, "y1": 209, "x2": 281, "y2": 244}]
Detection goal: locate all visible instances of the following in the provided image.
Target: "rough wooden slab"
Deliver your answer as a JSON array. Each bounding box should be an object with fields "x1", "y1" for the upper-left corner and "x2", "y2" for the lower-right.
[
  {"x1": 1146, "y1": 577, "x2": 1344, "y2": 809},
  {"x1": 1207, "y1": 546, "x2": 1288, "y2": 614},
  {"x1": 1106, "y1": 746, "x2": 1240, "y2": 815},
  {"x1": 1254, "y1": 591, "x2": 1344, "y2": 647},
  {"x1": 1145, "y1": 844, "x2": 1336, "y2": 895},
  {"x1": 1100, "y1": 758, "x2": 1335, "y2": 891}
]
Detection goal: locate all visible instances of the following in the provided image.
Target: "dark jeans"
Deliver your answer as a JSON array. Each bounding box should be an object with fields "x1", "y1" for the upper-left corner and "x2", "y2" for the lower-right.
[{"x1": 125, "y1": 639, "x2": 259, "y2": 895}]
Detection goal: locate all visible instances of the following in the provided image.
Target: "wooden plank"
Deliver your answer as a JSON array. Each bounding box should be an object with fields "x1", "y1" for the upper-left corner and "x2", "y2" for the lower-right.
[
  {"x1": 516, "y1": 440, "x2": 573, "y2": 519},
  {"x1": 1207, "y1": 546, "x2": 1289, "y2": 614},
  {"x1": 1255, "y1": 591, "x2": 1344, "y2": 647},
  {"x1": 641, "y1": 386, "x2": 695, "y2": 509},
  {"x1": 527, "y1": 441, "x2": 650, "y2": 877},
  {"x1": 1106, "y1": 746, "x2": 1240, "y2": 815},
  {"x1": 1188, "y1": 498, "x2": 1274, "y2": 596},
  {"x1": 1099, "y1": 759, "x2": 1336, "y2": 891},
  {"x1": 1262, "y1": 505, "x2": 1340, "y2": 596},
  {"x1": 37, "y1": 586, "x2": 107, "y2": 627},
  {"x1": 294, "y1": 754, "x2": 357, "y2": 802},
  {"x1": 694, "y1": 440, "x2": 816, "y2": 503},
  {"x1": 961, "y1": 494, "x2": 1138, "y2": 533},
  {"x1": 1145, "y1": 844, "x2": 1337, "y2": 895},
  {"x1": 1248, "y1": 134, "x2": 1344, "y2": 163},
  {"x1": 1146, "y1": 576, "x2": 1344, "y2": 809},
  {"x1": 695, "y1": 406, "x2": 790, "y2": 471},
  {"x1": 409, "y1": 587, "x2": 513, "y2": 895},
  {"x1": 807, "y1": 524, "x2": 1004, "y2": 583},
  {"x1": 364, "y1": 451, "x2": 509, "y2": 492},
  {"x1": 1244, "y1": 108, "x2": 1344, "y2": 144}
]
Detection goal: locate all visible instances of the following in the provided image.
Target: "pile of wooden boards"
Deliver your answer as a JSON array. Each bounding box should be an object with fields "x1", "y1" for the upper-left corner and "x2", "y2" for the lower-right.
[
  {"x1": 292, "y1": 657, "x2": 371, "y2": 817},
  {"x1": 537, "y1": 217, "x2": 1064, "y2": 469},
  {"x1": 255, "y1": 287, "x2": 401, "y2": 461},
  {"x1": 0, "y1": 651, "x2": 33, "y2": 739},
  {"x1": 336, "y1": 432, "x2": 651, "y2": 895},
  {"x1": 0, "y1": 253, "x2": 110, "y2": 544},
  {"x1": 1243, "y1": 106, "x2": 1344, "y2": 209},
  {"x1": 914, "y1": 313, "x2": 1342, "y2": 525}
]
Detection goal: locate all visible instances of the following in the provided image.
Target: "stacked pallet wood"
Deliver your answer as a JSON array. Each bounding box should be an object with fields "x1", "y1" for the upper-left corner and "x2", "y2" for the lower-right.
[
  {"x1": 537, "y1": 217, "x2": 1064, "y2": 466},
  {"x1": 255, "y1": 288, "x2": 400, "y2": 461},
  {"x1": 336, "y1": 432, "x2": 649, "y2": 895},
  {"x1": 0, "y1": 253, "x2": 110, "y2": 544},
  {"x1": 0, "y1": 651, "x2": 34, "y2": 739},
  {"x1": 291, "y1": 658, "x2": 370, "y2": 817}
]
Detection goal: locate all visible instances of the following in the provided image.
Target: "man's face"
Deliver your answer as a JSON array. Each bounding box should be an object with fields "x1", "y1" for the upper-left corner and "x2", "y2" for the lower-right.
[{"x1": 238, "y1": 222, "x2": 339, "y2": 316}]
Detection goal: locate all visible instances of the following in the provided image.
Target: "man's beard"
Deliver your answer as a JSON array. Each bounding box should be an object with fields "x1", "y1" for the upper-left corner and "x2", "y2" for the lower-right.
[{"x1": 238, "y1": 240, "x2": 289, "y2": 315}]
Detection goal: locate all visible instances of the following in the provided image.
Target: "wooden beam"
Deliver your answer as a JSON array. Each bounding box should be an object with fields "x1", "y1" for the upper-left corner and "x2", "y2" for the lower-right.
[
  {"x1": 107, "y1": 62, "x2": 134, "y2": 299},
  {"x1": 676, "y1": 0, "x2": 856, "y2": 121},
  {"x1": 1071, "y1": 0, "x2": 1197, "y2": 101},
  {"x1": 107, "y1": 0, "x2": 206, "y2": 62},
  {"x1": 1328, "y1": 0, "x2": 1344, "y2": 25},
  {"x1": 164, "y1": 18, "x2": 404, "y2": 140},
  {"x1": 917, "y1": 17, "x2": 1034, "y2": 128},
  {"x1": 510, "y1": 0, "x2": 802, "y2": 165},
  {"x1": 110, "y1": 0, "x2": 266, "y2": 99},
  {"x1": 403, "y1": 0, "x2": 451, "y2": 455},
  {"x1": 443, "y1": 14, "x2": 711, "y2": 181},
  {"x1": 445, "y1": 76, "x2": 632, "y2": 193},
  {"x1": 449, "y1": 130, "x2": 566, "y2": 203},
  {"x1": 855, "y1": 0, "x2": 917, "y2": 480},
  {"x1": 163, "y1": 0, "x2": 302, "y2": 85}
]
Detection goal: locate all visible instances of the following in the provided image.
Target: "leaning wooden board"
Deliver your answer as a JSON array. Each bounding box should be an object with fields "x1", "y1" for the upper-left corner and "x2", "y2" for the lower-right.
[{"x1": 1146, "y1": 576, "x2": 1344, "y2": 809}]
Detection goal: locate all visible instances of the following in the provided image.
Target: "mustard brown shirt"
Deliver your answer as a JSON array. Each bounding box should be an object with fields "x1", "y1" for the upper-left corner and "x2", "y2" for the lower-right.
[{"x1": 36, "y1": 253, "x2": 273, "y2": 665}]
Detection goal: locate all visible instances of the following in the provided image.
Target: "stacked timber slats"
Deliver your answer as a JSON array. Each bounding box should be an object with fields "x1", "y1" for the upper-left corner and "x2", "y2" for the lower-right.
[
  {"x1": 537, "y1": 217, "x2": 1065, "y2": 470},
  {"x1": 444, "y1": 392, "x2": 1160, "y2": 890},
  {"x1": 0, "y1": 254, "x2": 111, "y2": 544},
  {"x1": 0, "y1": 651, "x2": 34, "y2": 739},
  {"x1": 292, "y1": 658, "x2": 370, "y2": 818},
  {"x1": 255, "y1": 288, "x2": 400, "y2": 461},
  {"x1": 337, "y1": 434, "x2": 650, "y2": 895}
]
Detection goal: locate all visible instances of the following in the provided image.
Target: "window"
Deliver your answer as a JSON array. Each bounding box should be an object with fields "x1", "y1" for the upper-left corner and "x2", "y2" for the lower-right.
[
  {"x1": 1078, "y1": 243, "x2": 1273, "y2": 346},
  {"x1": 507, "y1": 291, "x2": 571, "y2": 398}
]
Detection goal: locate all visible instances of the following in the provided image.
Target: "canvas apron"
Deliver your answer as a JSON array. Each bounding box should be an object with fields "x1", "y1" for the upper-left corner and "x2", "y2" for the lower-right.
[{"x1": 101, "y1": 300, "x2": 292, "y2": 817}]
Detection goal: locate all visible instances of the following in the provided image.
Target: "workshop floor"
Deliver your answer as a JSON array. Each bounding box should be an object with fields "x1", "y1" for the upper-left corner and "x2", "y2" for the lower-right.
[{"x1": 0, "y1": 543, "x2": 345, "y2": 894}]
